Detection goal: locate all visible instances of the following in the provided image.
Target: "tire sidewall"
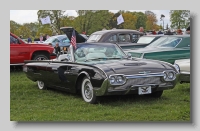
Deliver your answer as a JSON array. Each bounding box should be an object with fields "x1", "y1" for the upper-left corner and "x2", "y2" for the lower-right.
[
  {"x1": 81, "y1": 77, "x2": 96, "y2": 103},
  {"x1": 37, "y1": 81, "x2": 46, "y2": 90}
]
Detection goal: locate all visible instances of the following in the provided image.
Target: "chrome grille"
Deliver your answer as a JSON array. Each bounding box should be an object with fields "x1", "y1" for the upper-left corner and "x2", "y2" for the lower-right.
[
  {"x1": 127, "y1": 77, "x2": 162, "y2": 85},
  {"x1": 114, "y1": 77, "x2": 162, "y2": 90}
]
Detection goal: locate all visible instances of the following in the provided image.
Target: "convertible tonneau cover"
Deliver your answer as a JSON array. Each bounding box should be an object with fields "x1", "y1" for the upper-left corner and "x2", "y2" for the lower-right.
[{"x1": 60, "y1": 27, "x2": 87, "y2": 43}]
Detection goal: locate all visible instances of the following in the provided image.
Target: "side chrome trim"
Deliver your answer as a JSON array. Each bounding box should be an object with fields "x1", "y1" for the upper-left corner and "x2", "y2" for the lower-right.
[{"x1": 10, "y1": 63, "x2": 24, "y2": 65}]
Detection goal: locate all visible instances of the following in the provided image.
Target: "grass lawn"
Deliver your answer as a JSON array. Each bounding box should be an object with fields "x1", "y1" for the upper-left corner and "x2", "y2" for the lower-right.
[{"x1": 10, "y1": 71, "x2": 190, "y2": 122}]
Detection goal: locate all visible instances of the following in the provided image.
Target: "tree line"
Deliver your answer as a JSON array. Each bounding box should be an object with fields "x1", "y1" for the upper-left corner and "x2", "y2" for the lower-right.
[{"x1": 10, "y1": 10, "x2": 190, "y2": 39}]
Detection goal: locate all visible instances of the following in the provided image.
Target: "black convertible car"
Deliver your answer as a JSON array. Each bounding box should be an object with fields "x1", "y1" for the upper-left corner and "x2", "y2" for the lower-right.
[{"x1": 23, "y1": 41, "x2": 180, "y2": 104}]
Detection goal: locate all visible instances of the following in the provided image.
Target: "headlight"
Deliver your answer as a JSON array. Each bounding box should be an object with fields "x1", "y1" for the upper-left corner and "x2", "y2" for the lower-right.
[
  {"x1": 168, "y1": 72, "x2": 174, "y2": 79},
  {"x1": 163, "y1": 72, "x2": 167, "y2": 80},
  {"x1": 162, "y1": 71, "x2": 176, "y2": 81},
  {"x1": 109, "y1": 75, "x2": 126, "y2": 85},
  {"x1": 116, "y1": 76, "x2": 124, "y2": 83},
  {"x1": 109, "y1": 76, "x2": 115, "y2": 84},
  {"x1": 173, "y1": 64, "x2": 180, "y2": 72}
]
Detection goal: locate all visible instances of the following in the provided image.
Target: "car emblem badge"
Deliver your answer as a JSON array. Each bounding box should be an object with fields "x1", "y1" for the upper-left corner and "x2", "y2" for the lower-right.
[{"x1": 139, "y1": 71, "x2": 151, "y2": 74}]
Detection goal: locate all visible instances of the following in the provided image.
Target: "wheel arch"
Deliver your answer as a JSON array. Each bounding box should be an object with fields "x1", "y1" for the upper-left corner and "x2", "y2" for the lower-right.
[
  {"x1": 75, "y1": 71, "x2": 90, "y2": 94},
  {"x1": 31, "y1": 50, "x2": 50, "y2": 60}
]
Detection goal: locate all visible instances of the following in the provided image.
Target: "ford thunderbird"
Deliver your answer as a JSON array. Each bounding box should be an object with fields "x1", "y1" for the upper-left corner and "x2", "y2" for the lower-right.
[{"x1": 23, "y1": 42, "x2": 180, "y2": 104}]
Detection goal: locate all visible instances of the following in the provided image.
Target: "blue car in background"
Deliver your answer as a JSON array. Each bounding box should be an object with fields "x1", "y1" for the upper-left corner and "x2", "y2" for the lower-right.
[{"x1": 44, "y1": 35, "x2": 71, "y2": 53}]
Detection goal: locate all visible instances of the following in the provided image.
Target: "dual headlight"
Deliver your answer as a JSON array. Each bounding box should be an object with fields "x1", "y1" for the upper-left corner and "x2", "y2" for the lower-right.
[
  {"x1": 163, "y1": 71, "x2": 176, "y2": 81},
  {"x1": 109, "y1": 75, "x2": 126, "y2": 85}
]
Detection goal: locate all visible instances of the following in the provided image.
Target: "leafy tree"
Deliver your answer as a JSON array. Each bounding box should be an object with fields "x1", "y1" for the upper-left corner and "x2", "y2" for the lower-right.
[
  {"x1": 61, "y1": 16, "x2": 75, "y2": 28},
  {"x1": 145, "y1": 13, "x2": 158, "y2": 30},
  {"x1": 132, "y1": 12, "x2": 147, "y2": 29},
  {"x1": 170, "y1": 10, "x2": 190, "y2": 29},
  {"x1": 10, "y1": 20, "x2": 21, "y2": 34},
  {"x1": 120, "y1": 12, "x2": 137, "y2": 29},
  {"x1": 37, "y1": 10, "x2": 66, "y2": 34},
  {"x1": 86, "y1": 10, "x2": 112, "y2": 34},
  {"x1": 15, "y1": 25, "x2": 31, "y2": 38},
  {"x1": 74, "y1": 10, "x2": 97, "y2": 34},
  {"x1": 36, "y1": 24, "x2": 53, "y2": 38},
  {"x1": 23, "y1": 22, "x2": 39, "y2": 37}
]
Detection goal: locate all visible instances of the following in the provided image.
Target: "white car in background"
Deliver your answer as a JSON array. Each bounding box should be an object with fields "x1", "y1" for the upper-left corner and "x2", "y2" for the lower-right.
[{"x1": 174, "y1": 59, "x2": 190, "y2": 83}]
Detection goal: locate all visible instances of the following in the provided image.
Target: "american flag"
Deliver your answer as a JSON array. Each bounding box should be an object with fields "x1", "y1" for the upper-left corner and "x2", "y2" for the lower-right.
[{"x1": 71, "y1": 30, "x2": 76, "y2": 49}]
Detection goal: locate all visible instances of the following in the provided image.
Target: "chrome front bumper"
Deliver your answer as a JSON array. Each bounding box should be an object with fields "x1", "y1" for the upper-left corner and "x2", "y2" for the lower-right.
[
  {"x1": 179, "y1": 72, "x2": 190, "y2": 83},
  {"x1": 93, "y1": 73, "x2": 180, "y2": 96}
]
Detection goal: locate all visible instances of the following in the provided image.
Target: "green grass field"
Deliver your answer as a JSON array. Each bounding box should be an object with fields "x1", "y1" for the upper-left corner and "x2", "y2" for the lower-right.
[{"x1": 10, "y1": 71, "x2": 190, "y2": 122}]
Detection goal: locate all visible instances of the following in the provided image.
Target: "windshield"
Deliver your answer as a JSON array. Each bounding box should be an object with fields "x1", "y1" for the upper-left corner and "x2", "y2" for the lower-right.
[
  {"x1": 137, "y1": 36, "x2": 156, "y2": 44},
  {"x1": 147, "y1": 37, "x2": 182, "y2": 48},
  {"x1": 73, "y1": 44, "x2": 127, "y2": 62},
  {"x1": 44, "y1": 37, "x2": 55, "y2": 43},
  {"x1": 87, "y1": 34, "x2": 102, "y2": 42}
]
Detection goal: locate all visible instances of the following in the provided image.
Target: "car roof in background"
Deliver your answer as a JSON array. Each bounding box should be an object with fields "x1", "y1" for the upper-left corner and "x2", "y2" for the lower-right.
[
  {"x1": 50, "y1": 35, "x2": 68, "y2": 40},
  {"x1": 91, "y1": 29, "x2": 142, "y2": 35}
]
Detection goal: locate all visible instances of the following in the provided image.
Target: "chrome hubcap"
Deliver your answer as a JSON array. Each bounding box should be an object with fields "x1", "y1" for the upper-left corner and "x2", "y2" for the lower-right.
[
  {"x1": 36, "y1": 57, "x2": 47, "y2": 61},
  {"x1": 84, "y1": 82, "x2": 93, "y2": 100}
]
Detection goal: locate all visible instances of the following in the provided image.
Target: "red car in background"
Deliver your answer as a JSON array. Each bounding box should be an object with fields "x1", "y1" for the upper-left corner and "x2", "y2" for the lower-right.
[{"x1": 10, "y1": 32, "x2": 56, "y2": 65}]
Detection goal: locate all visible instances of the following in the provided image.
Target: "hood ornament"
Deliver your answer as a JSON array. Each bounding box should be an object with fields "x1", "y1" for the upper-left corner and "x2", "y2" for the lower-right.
[{"x1": 139, "y1": 71, "x2": 151, "y2": 74}]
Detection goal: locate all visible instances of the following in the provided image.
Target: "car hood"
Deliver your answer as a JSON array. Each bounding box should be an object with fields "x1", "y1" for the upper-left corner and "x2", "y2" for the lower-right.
[
  {"x1": 60, "y1": 27, "x2": 87, "y2": 43},
  {"x1": 85, "y1": 59, "x2": 174, "y2": 76}
]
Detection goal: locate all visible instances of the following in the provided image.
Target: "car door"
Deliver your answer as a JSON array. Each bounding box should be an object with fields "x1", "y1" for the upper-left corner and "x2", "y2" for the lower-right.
[
  {"x1": 10, "y1": 35, "x2": 30, "y2": 64},
  {"x1": 45, "y1": 62, "x2": 69, "y2": 89}
]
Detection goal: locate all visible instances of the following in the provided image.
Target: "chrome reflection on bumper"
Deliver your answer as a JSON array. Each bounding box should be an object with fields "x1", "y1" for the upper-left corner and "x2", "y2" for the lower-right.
[{"x1": 94, "y1": 73, "x2": 180, "y2": 96}]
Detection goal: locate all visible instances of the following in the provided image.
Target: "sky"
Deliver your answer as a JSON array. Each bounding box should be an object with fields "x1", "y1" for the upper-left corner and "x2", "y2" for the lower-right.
[{"x1": 10, "y1": 10, "x2": 171, "y2": 28}]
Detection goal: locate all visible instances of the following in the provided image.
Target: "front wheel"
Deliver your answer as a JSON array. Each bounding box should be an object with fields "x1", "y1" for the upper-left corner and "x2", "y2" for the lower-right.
[
  {"x1": 81, "y1": 77, "x2": 98, "y2": 104},
  {"x1": 37, "y1": 81, "x2": 47, "y2": 90},
  {"x1": 33, "y1": 54, "x2": 49, "y2": 61}
]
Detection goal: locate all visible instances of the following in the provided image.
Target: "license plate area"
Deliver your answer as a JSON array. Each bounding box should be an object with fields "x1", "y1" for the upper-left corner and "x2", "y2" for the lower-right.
[{"x1": 138, "y1": 86, "x2": 152, "y2": 95}]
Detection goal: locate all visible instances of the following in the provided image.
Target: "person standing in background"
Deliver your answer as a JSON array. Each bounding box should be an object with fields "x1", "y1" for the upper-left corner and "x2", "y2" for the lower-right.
[
  {"x1": 27, "y1": 36, "x2": 32, "y2": 43},
  {"x1": 177, "y1": 29, "x2": 183, "y2": 35},
  {"x1": 139, "y1": 27, "x2": 146, "y2": 35},
  {"x1": 152, "y1": 29, "x2": 157, "y2": 35},
  {"x1": 54, "y1": 43, "x2": 61, "y2": 57},
  {"x1": 43, "y1": 34, "x2": 47, "y2": 41},
  {"x1": 186, "y1": 26, "x2": 190, "y2": 34},
  {"x1": 46, "y1": 34, "x2": 50, "y2": 40},
  {"x1": 157, "y1": 29, "x2": 164, "y2": 35},
  {"x1": 40, "y1": 35, "x2": 43, "y2": 42}
]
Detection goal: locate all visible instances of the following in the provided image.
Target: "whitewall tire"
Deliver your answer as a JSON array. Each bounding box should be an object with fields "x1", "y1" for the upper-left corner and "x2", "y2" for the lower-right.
[
  {"x1": 37, "y1": 81, "x2": 47, "y2": 90},
  {"x1": 81, "y1": 77, "x2": 98, "y2": 104}
]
